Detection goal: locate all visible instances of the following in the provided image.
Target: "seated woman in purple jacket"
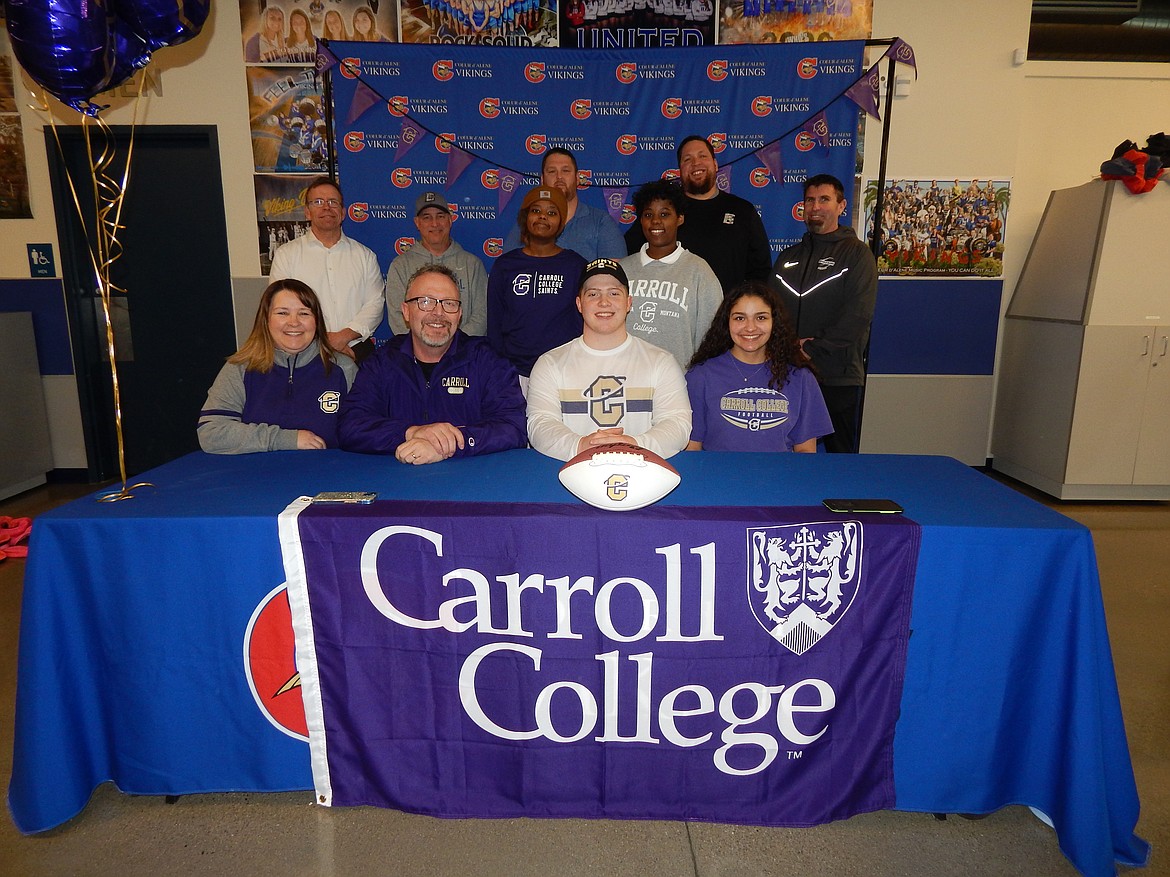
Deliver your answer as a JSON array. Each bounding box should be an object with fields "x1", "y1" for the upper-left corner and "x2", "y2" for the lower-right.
[{"x1": 198, "y1": 279, "x2": 357, "y2": 454}]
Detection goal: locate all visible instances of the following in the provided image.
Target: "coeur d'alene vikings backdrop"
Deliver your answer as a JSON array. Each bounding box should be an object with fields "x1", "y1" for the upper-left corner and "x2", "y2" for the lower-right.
[{"x1": 327, "y1": 41, "x2": 865, "y2": 270}]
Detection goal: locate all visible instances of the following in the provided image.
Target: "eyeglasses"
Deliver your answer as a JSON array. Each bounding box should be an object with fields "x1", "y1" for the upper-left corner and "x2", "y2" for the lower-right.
[
  {"x1": 405, "y1": 296, "x2": 462, "y2": 314},
  {"x1": 307, "y1": 198, "x2": 342, "y2": 208}
]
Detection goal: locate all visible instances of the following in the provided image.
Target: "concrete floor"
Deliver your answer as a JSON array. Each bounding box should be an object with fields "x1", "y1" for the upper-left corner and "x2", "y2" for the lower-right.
[{"x1": 1, "y1": 473, "x2": 1164, "y2": 877}]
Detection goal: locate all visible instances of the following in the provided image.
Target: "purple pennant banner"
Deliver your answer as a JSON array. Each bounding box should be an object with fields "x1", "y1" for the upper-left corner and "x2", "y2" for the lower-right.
[
  {"x1": 345, "y1": 79, "x2": 382, "y2": 127},
  {"x1": 395, "y1": 119, "x2": 423, "y2": 162},
  {"x1": 496, "y1": 168, "x2": 525, "y2": 215},
  {"x1": 845, "y1": 63, "x2": 882, "y2": 120},
  {"x1": 314, "y1": 40, "x2": 338, "y2": 77},
  {"x1": 889, "y1": 38, "x2": 918, "y2": 78},
  {"x1": 601, "y1": 186, "x2": 631, "y2": 224},
  {"x1": 280, "y1": 500, "x2": 920, "y2": 825},
  {"x1": 800, "y1": 110, "x2": 831, "y2": 153},
  {"x1": 445, "y1": 145, "x2": 475, "y2": 188}
]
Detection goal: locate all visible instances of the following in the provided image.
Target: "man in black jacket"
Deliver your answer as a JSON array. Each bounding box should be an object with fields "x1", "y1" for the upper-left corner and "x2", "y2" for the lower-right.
[{"x1": 771, "y1": 174, "x2": 877, "y2": 454}]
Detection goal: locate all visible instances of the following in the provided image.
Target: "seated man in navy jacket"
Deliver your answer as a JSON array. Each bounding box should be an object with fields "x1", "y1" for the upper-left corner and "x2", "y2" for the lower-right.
[{"x1": 339, "y1": 264, "x2": 526, "y2": 464}]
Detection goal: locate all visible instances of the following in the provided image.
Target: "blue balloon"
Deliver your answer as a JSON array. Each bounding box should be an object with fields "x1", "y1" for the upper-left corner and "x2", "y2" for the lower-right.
[
  {"x1": 4, "y1": 0, "x2": 115, "y2": 112},
  {"x1": 103, "y1": 16, "x2": 154, "y2": 96},
  {"x1": 112, "y1": 0, "x2": 210, "y2": 51}
]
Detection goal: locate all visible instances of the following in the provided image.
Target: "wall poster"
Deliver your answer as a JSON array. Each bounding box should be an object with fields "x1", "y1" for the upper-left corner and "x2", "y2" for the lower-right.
[{"x1": 864, "y1": 178, "x2": 1011, "y2": 278}]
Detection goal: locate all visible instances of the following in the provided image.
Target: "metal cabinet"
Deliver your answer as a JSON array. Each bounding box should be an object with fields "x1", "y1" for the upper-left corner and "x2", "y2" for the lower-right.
[{"x1": 992, "y1": 180, "x2": 1170, "y2": 499}]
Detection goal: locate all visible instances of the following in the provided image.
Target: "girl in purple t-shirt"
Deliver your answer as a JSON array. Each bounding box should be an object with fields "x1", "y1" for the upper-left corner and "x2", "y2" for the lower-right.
[{"x1": 685, "y1": 282, "x2": 831, "y2": 452}]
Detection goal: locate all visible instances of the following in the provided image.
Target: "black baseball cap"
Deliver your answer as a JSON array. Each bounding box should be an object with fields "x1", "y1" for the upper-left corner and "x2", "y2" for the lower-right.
[{"x1": 578, "y1": 258, "x2": 629, "y2": 292}]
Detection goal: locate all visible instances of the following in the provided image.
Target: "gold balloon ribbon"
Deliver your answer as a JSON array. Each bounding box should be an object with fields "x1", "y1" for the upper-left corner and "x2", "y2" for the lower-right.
[{"x1": 40, "y1": 72, "x2": 156, "y2": 501}]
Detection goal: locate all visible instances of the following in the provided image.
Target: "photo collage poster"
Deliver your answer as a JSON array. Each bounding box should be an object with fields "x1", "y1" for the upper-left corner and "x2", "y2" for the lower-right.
[
  {"x1": 242, "y1": 0, "x2": 401, "y2": 258},
  {"x1": 864, "y1": 178, "x2": 1012, "y2": 278},
  {"x1": 0, "y1": 54, "x2": 32, "y2": 219}
]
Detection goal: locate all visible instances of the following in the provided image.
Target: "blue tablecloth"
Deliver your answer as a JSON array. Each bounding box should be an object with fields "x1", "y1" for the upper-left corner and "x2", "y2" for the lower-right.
[{"x1": 8, "y1": 450, "x2": 1149, "y2": 877}]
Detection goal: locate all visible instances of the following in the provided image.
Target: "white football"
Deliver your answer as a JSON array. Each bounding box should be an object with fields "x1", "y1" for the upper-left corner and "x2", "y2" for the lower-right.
[{"x1": 558, "y1": 443, "x2": 681, "y2": 511}]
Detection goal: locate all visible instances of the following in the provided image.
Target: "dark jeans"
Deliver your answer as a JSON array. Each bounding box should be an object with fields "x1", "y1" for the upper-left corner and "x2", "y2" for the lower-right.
[{"x1": 820, "y1": 384, "x2": 863, "y2": 454}]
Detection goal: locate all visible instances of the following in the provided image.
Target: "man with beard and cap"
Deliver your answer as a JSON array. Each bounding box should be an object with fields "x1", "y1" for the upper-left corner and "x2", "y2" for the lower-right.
[
  {"x1": 501, "y1": 147, "x2": 626, "y2": 262},
  {"x1": 488, "y1": 185, "x2": 587, "y2": 387},
  {"x1": 770, "y1": 173, "x2": 877, "y2": 454},
  {"x1": 526, "y1": 258, "x2": 691, "y2": 462},
  {"x1": 386, "y1": 191, "x2": 489, "y2": 336},
  {"x1": 625, "y1": 135, "x2": 772, "y2": 297},
  {"x1": 339, "y1": 264, "x2": 526, "y2": 464}
]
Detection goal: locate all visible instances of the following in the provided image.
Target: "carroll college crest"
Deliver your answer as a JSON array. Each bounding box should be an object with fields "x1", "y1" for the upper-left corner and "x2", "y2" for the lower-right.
[{"x1": 747, "y1": 521, "x2": 861, "y2": 655}]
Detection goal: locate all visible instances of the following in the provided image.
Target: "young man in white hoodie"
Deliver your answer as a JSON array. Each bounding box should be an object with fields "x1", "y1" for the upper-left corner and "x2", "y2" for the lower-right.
[{"x1": 526, "y1": 258, "x2": 692, "y2": 462}]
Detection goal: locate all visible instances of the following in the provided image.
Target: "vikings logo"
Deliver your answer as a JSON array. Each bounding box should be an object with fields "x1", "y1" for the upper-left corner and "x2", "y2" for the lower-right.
[
  {"x1": 483, "y1": 238, "x2": 503, "y2": 257},
  {"x1": 348, "y1": 202, "x2": 369, "y2": 222},
  {"x1": 619, "y1": 203, "x2": 637, "y2": 224},
  {"x1": 708, "y1": 132, "x2": 727, "y2": 153},
  {"x1": 340, "y1": 58, "x2": 360, "y2": 79},
  {"x1": 751, "y1": 96, "x2": 772, "y2": 117},
  {"x1": 616, "y1": 134, "x2": 637, "y2": 155},
  {"x1": 798, "y1": 57, "x2": 818, "y2": 79},
  {"x1": 750, "y1": 167, "x2": 771, "y2": 188},
  {"x1": 435, "y1": 133, "x2": 455, "y2": 153},
  {"x1": 571, "y1": 99, "x2": 592, "y2": 120},
  {"x1": 343, "y1": 131, "x2": 365, "y2": 152},
  {"x1": 387, "y1": 96, "x2": 409, "y2": 116},
  {"x1": 707, "y1": 60, "x2": 728, "y2": 81},
  {"x1": 395, "y1": 236, "x2": 416, "y2": 255},
  {"x1": 526, "y1": 134, "x2": 547, "y2": 155},
  {"x1": 661, "y1": 169, "x2": 680, "y2": 182},
  {"x1": 747, "y1": 522, "x2": 861, "y2": 655},
  {"x1": 791, "y1": 201, "x2": 805, "y2": 222},
  {"x1": 525, "y1": 62, "x2": 546, "y2": 83},
  {"x1": 481, "y1": 168, "x2": 500, "y2": 189},
  {"x1": 432, "y1": 60, "x2": 454, "y2": 81},
  {"x1": 661, "y1": 98, "x2": 682, "y2": 119},
  {"x1": 391, "y1": 168, "x2": 412, "y2": 188},
  {"x1": 795, "y1": 131, "x2": 816, "y2": 152},
  {"x1": 616, "y1": 63, "x2": 637, "y2": 84},
  {"x1": 480, "y1": 97, "x2": 501, "y2": 118}
]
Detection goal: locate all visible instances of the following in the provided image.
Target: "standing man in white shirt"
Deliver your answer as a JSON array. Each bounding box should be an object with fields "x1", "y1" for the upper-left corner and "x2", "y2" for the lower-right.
[
  {"x1": 269, "y1": 176, "x2": 385, "y2": 362},
  {"x1": 526, "y1": 258, "x2": 691, "y2": 461}
]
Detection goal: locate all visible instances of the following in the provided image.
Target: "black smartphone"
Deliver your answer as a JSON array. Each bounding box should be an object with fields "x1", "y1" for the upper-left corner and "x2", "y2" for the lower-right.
[{"x1": 822, "y1": 498, "x2": 904, "y2": 514}]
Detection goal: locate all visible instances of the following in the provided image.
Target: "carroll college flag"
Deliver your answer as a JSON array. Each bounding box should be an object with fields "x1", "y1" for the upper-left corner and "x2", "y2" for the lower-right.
[{"x1": 279, "y1": 500, "x2": 920, "y2": 825}]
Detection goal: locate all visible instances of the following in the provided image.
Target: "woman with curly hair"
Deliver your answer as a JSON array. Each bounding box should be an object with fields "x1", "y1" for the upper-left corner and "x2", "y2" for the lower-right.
[{"x1": 685, "y1": 282, "x2": 831, "y2": 452}]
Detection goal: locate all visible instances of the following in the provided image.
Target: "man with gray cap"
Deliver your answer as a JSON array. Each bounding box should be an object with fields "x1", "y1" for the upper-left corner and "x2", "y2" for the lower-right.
[
  {"x1": 526, "y1": 257, "x2": 691, "y2": 461},
  {"x1": 386, "y1": 191, "x2": 489, "y2": 336}
]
